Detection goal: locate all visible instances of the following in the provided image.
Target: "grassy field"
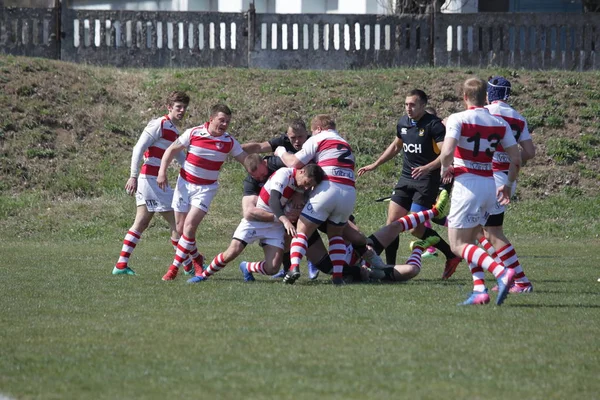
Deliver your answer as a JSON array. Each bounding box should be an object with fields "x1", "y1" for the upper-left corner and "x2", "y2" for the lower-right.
[
  {"x1": 1, "y1": 172, "x2": 599, "y2": 400},
  {"x1": 1, "y1": 55, "x2": 599, "y2": 399}
]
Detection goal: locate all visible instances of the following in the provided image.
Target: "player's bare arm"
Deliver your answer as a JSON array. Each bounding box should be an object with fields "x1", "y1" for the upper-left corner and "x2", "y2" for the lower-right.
[
  {"x1": 157, "y1": 139, "x2": 185, "y2": 190},
  {"x1": 497, "y1": 143, "x2": 522, "y2": 205},
  {"x1": 357, "y1": 137, "x2": 403, "y2": 176},
  {"x1": 440, "y1": 137, "x2": 458, "y2": 184},
  {"x1": 520, "y1": 139, "x2": 536, "y2": 164},
  {"x1": 275, "y1": 147, "x2": 304, "y2": 168},
  {"x1": 242, "y1": 195, "x2": 276, "y2": 222},
  {"x1": 234, "y1": 151, "x2": 251, "y2": 170},
  {"x1": 242, "y1": 141, "x2": 272, "y2": 154}
]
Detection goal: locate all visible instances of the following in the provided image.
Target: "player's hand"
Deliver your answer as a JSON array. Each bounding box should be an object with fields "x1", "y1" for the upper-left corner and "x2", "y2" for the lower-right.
[
  {"x1": 157, "y1": 173, "x2": 168, "y2": 191},
  {"x1": 357, "y1": 164, "x2": 376, "y2": 177},
  {"x1": 280, "y1": 216, "x2": 297, "y2": 237},
  {"x1": 497, "y1": 185, "x2": 511, "y2": 206},
  {"x1": 441, "y1": 165, "x2": 454, "y2": 184},
  {"x1": 274, "y1": 146, "x2": 287, "y2": 158},
  {"x1": 125, "y1": 177, "x2": 137, "y2": 196},
  {"x1": 411, "y1": 165, "x2": 429, "y2": 179}
]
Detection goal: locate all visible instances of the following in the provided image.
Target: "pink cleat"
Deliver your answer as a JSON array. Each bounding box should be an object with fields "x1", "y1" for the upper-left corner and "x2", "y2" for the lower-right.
[
  {"x1": 509, "y1": 283, "x2": 533, "y2": 293},
  {"x1": 459, "y1": 290, "x2": 490, "y2": 305}
]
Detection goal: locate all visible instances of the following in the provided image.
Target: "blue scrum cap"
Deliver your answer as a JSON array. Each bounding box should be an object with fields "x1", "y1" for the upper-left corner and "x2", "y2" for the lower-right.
[{"x1": 487, "y1": 76, "x2": 511, "y2": 102}]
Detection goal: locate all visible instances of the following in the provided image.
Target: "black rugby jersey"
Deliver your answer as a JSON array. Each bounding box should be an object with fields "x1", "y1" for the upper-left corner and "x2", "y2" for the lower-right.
[
  {"x1": 268, "y1": 133, "x2": 298, "y2": 153},
  {"x1": 396, "y1": 113, "x2": 446, "y2": 179},
  {"x1": 242, "y1": 156, "x2": 285, "y2": 196}
]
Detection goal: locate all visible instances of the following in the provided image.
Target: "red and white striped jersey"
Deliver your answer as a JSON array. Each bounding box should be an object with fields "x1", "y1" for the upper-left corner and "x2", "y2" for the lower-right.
[
  {"x1": 485, "y1": 101, "x2": 531, "y2": 173},
  {"x1": 257, "y1": 168, "x2": 301, "y2": 213},
  {"x1": 295, "y1": 130, "x2": 355, "y2": 187},
  {"x1": 133, "y1": 115, "x2": 181, "y2": 178},
  {"x1": 445, "y1": 107, "x2": 516, "y2": 178},
  {"x1": 178, "y1": 122, "x2": 243, "y2": 185}
]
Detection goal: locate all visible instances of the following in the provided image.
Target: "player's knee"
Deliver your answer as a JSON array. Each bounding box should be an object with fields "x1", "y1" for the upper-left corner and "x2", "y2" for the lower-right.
[{"x1": 262, "y1": 261, "x2": 280, "y2": 275}]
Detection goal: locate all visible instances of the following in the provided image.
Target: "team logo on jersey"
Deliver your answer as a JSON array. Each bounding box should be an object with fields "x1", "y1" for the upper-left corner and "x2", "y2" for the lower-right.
[
  {"x1": 400, "y1": 128, "x2": 408, "y2": 135},
  {"x1": 216, "y1": 142, "x2": 223, "y2": 150},
  {"x1": 418, "y1": 129, "x2": 425, "y2": 136}
]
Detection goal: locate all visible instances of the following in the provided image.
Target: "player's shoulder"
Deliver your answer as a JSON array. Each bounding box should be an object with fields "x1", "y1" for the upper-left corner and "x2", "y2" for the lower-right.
[
  {"x1": 422, "y1": 113, "x2": 444, "y2": 129},
  {"x1": 145, "y1": 116, "x2": 163, "y2": 129},
  {"x1": 270, "y1": 133, "x2": 288, "y2": 144},
  {"x1": 397, "y1": 115, "x2": 411, "y2": 127}
]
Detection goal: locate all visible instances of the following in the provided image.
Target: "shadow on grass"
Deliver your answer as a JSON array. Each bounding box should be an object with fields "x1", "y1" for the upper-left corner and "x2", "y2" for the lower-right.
[{"x1": 509, "y1": 304, "x2": 600, "y2": 309}]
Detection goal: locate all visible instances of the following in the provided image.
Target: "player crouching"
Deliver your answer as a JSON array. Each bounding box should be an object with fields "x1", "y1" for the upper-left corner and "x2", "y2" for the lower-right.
[{"x1": 188, "y1": 164, "x2": 325, "y2": 283}]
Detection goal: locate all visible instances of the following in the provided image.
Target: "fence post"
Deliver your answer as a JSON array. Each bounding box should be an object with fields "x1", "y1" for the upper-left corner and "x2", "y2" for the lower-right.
[
  {"x1": 247, "y1": 1, "x2": 255, "y2": 67},
  {"x1": 429, "y1": 7, "x2": 435, "y2": 66}
]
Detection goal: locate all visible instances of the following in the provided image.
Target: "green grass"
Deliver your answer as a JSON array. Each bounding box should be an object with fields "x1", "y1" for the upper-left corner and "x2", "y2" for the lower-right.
[
  {"x1": 1, "y1": 180, "x2": 599, "y2": 399},
  {"x1": 1, "y1": 235, "x2": 599, "y2": 400},
  {"x1": 1, "y1": 55, "x2": 600, "y2": 399}
]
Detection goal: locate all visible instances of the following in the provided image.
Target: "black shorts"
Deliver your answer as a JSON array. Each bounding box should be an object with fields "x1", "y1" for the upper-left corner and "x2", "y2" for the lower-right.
[{"x1": 390, "y1": 175, "x2": 441, "y2": 211}]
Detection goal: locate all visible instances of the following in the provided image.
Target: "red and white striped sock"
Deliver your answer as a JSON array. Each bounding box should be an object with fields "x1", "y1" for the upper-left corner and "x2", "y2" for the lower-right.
[
  {"x1": 328, "y1": 236, "x2": 346, "y2": 279},
  {"x1": 468, "y1": 262, "x2": 486, "y2": 292},
  {"x1": 247, "y1": 261, "x2": 267, "y2": 275},
  {"x1": 172, "y1": 238, "x2": 192, "y2": 270},
  {"x1": 462, "y1": 244, "x2": 506, "y2": 289},
  {"x1": 203, "y1": 253, "x2": 227, "y2": 277},
  {"x1": 396, "y1": 209, "x2": 436, "y2": 232},
  {"x1": 171, "y1": 235, "x2": 196, "y2": 269},
  {"x1": 477, "y1": 236, "x2": 502, "y2": 263},
  {"x1": 116, "y1": 229, "x2": 141, "y2": 269},
  {"x1": 289, "y1": 233, "x2": 308, "y2": 270},
  {"x1": 497, "y1": 243, "x2": 530, "y2": 286},
  {"x1": 406, "y1": 247, "x2": 425, "y2": 270}
]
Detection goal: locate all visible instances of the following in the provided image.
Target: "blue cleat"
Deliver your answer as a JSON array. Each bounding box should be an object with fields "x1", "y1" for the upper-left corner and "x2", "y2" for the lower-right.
[
  {"x1": 239, "y1": 261, "x2": 255, "y2": 282},
  {"x1": 495, "y1": 268, "x2": 516, "y2": 305},
  {"x1": 308, "y1": 261, "x2": 320, "y2": 280},
  {"x1": 459, "y1": 290, "x2": 490, "y2": 306},
  {"x1": 271, "y1": 269, "x2": 286, "y2": 280},
  {"x1": 187, "y1": 275, "x2": 206, "y2": 283},
  {"x1": 112, "y1": 266, "x2": 136, "y2": 276}
]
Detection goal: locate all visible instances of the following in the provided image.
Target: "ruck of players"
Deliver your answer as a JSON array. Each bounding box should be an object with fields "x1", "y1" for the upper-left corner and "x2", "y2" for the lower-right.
[{"x1": 113, "y1": 74, "x2": 535, "y2": 306}]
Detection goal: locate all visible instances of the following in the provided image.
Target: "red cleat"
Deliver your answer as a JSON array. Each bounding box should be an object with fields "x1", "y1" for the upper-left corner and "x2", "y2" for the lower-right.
[
  {"x1": 442, "y1": 256, "x2": 462, "y2": 280},
  {"x1": 192, "y1": 254, "x2": 205, "y2": 273},
  {"x1": 162, "y1": 266, "x2": 179, "y2": 281}
]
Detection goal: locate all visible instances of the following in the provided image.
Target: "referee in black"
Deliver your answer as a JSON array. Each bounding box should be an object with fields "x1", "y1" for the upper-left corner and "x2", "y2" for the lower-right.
[{"x1": 358, "y1": 89, "x2": 461, "y2": 279}]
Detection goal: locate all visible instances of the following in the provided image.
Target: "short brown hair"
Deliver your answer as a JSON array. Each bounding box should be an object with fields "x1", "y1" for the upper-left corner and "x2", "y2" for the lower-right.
[
  {"x1": 289, "y1": 119, "x2": 307, "y2": 134},
  {"x1": 463, "y1": 78, "x2": 487, "y2": 106},
  {"x1": 408, "y1": 89, "x2": 428, "y2": 105},
  {"x1": 167, "y1": 91, "x2": 190, "y2": 107},
  {"x1": 311, "y1": 114, "x2": 336, "y2": 131},
  {"x1": 303, "y1": 163, "x2": 325, "y2": 185},
  {"x1": 244, "y1": 153, "x2": 264, "y2": 172},
  {"x1": 210, "y1": 104, "x2": 232, "y2": 117}
]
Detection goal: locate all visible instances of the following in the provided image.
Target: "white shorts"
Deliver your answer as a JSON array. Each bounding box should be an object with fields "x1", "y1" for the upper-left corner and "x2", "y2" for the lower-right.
[
  {"x1": 447, "y1": 174, "x2": 497, "y2": 229},
  {"x1": 172, "y1": 176, "x2": 218, "y2": 214},
  {"x1": 232, "y1": 219, "x2": 286, "y2": 249},
  {"x1": 490, "y1": 171, "x2": 517, "y2": 215},
  {"x1": 302, "y1": 180, "x2": 356, "y2": 225},
  {"x1": 135, "y1": 177, "x2": 174, "y2": 213}
]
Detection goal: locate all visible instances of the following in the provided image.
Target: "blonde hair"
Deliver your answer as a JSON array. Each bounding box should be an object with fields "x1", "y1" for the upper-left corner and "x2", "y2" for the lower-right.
[
  {"x1": 311, "y1": 114, "x2": 336, "y2": 131},
  {"x1": 463, "y1": 78, "x2": 487, "y2": 106}
]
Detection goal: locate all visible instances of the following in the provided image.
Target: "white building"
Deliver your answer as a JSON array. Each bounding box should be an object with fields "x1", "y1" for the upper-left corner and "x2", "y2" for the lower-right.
[{"x1": 70, "y1": 0, "x2": 394, "y2": 14}]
